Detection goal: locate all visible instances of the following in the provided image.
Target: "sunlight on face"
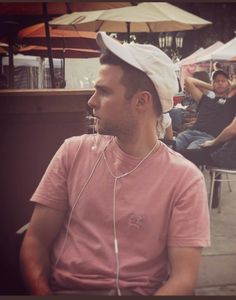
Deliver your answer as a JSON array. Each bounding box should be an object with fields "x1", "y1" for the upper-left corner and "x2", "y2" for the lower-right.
[{"x1": 88, "y1": 65, "x2": 136, "y2": 137}]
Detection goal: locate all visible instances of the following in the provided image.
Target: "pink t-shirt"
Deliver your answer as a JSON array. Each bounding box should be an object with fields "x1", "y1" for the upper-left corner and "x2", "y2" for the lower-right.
[{"x1": 31, "y1": 134, "x2": 210, "y2": 295}]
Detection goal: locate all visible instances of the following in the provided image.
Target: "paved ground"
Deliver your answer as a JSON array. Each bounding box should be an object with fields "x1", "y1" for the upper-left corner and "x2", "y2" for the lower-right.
[{"x1": 195, "y1": 171, "x2": 236, "y2": 295}]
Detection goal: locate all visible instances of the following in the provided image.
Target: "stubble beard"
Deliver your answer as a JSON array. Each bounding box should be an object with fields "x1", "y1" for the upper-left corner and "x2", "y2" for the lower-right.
[{"x1": 97, "y1": 119, "x2": 135, "y2": 138}]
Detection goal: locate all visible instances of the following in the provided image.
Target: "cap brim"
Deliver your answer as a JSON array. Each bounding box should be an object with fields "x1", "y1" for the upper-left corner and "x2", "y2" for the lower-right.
[{"x1": 213, "y1": 70, "x2": 229, "y2": 80}]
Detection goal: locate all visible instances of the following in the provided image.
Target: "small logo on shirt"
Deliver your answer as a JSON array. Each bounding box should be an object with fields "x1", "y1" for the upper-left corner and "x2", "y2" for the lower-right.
[
  {"x1": 129, "y1": 213, "x2": 144, "y2": 229},
  {"x1": 217, "y1": 98, "x2": 227, "y2": 105}
]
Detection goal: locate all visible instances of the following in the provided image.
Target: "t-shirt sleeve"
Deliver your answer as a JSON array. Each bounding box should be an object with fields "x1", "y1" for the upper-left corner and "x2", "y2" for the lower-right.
[
  {"x1": 30, "y1": 140, "x2": 71, "y2": 211},
  {"x1": 167, "y1": 167, "x2": 210, "y2": 248}
]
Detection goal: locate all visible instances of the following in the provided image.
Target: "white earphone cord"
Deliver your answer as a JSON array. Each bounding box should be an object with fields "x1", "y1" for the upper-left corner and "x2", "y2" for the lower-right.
[{"x1": 103, "y1": 139, "x2": 159, "y2": 296}]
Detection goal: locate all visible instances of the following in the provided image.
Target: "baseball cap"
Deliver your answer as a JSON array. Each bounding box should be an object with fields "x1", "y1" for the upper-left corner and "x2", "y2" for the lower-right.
[
  {"x1": 96, "y1": 32, "x2": 179, "y2": 113},
  {"x1": 212, "y1": 69, "x2": 229, "y2": 80}
]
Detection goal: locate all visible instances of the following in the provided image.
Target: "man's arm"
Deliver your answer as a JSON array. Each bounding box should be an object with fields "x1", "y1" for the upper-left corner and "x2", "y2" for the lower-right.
[
  {"x1": 201, "y1": 116, "x2": 236, "y2": 148},
  {"x1": 228, "y1": 81, "x2": 236, "y2": 97},
  {"x1": 185, "y1": 77, "x2": 213, "y2": 103},
  {"x1": 154, "y1": 247, "x2": 202, "y2": 295},
  {"x1": 19, "y1": 203, "x2": 65, "y2": 295},
  {"x1": 229, "y1": 80, "x2": 236, "y2": 90}
]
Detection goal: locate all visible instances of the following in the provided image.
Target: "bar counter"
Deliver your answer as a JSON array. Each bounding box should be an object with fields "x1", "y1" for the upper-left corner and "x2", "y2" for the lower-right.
[
  {"x1": 0, "y1": 88, "x2": 94, "y2": 113},
  {"x1": 0, "y1": 88, "x2": 94, "y2": 293}
]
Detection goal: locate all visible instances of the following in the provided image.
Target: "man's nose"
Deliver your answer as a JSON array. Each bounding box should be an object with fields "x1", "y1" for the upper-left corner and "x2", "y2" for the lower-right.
[{"x1": 88, "y1": 92, "x2": 97, "y2": 109}]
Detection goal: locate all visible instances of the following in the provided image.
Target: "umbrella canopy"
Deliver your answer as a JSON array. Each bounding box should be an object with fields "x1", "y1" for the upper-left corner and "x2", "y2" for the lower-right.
[
  {"x1": 18, "y1": 45, "x2": 100, "y2": 59},
  {"x1": 179, "y1": 41, "x2": 224, "y2": 66},
  {"x1": 18, "y1": 23, "x2": 99, "y2": 50},
  {"x1": 0, "y1": 2, "x2": 132, "y2": 17},
  {"x1": 178, "y1": 41, "x2": 224, "y2": 89},
  {"x1": 196, "y1": 37, "x2": 236, "y2": 62},
  {"x1": 0, "y1": 2, "x2": 131, "y2": 88},
  {"x1": 18, "y1": 44, "x2": 100, "y2": 85},
  {"x1": 50, "y1": 2, "x2": 212, "y2": 33},
  {"x1": 178, "y1": 48, "x2": 205, "y2": 66}
]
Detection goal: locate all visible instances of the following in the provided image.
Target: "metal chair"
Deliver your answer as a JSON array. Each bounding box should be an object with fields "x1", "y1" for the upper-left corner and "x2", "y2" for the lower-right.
[{"x1": 208, "y1": 166, "x2": 236, "y2": 213}]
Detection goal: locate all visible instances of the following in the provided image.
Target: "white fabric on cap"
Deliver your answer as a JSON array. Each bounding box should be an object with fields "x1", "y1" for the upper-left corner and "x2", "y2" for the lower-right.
[{"x1": 96, "y1": 31, "x2": 178, "y2": 113}]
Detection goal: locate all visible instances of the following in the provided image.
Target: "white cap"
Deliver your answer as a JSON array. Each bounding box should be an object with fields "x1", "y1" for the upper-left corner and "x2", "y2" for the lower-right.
[{"x1": 96, "y1": 32, "x2": 178, "y2": 113}]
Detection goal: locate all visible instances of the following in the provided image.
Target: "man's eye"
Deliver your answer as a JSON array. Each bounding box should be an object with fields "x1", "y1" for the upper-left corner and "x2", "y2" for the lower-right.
[{"x1": 100, "y1": 89, "x2": 109, "y2": 95}]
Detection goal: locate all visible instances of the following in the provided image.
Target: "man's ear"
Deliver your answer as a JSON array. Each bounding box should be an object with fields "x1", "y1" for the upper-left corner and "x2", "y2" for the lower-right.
[{"x1": 135, "y1": 91, "x2": 152, "y2": 112}]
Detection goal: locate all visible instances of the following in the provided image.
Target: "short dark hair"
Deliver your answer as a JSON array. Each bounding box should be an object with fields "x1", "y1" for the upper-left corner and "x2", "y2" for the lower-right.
[
  {"x1": 212, "y1": 69, "x2": 229, "y2": 80},
  {"x1": 100, "y1": 50, "x2": 162, "y2": 116}
]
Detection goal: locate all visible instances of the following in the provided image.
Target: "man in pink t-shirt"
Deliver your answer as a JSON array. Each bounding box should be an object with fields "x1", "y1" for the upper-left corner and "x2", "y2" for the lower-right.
[{"x1": 20, "y1": 32, "x2": 210, "y2": 296}]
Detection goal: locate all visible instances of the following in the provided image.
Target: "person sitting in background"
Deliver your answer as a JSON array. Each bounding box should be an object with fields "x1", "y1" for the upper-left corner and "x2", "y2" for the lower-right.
[
  {"x1": 169, "y1": 71, "x2": 213, "y2": 133},
  {"x1": 55, "y1": 75, "x2": 66, "y2": 88},
  {"x1": 175, "y1": 69, "x2": 236, "y2": 151},
  {"x1": 182, "y1": 71, "x2": 215, "y2": 130}
]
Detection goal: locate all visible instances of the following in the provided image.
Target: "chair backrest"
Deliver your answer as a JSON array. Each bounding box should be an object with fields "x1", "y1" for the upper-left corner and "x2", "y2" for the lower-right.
[{"x1": 207, "y1": 166, "x2": 236, "y2": 175}]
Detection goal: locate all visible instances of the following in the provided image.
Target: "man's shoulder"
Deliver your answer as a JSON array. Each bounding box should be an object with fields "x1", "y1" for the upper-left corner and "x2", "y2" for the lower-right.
[
  {"x1": 160, "y1": 143, "x2": 202, "y2": 175},
  {"x1": 62, "y1": 134, "x2": 89, "y2": 151},
  {"x1": 157, "y1": 145, "x2": 205, "y2": 195}
]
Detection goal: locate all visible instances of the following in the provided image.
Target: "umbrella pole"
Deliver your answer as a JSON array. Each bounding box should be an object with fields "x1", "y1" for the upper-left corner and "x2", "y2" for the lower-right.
[
  {"x1": 62, "y1": 40, "x2": 65, "y2": 85},
  {"x1": 126, "y1": 22, "x2": 130, "y2": 43},
  {"x1": 8, "y1": 37, "x2": 14, "y2": 88},
  {"x1": 62, "y1": 55, "x2": 65, "y2": 84},
  {"x1": 42, "y1": 2, "x2": 55, "y2": 88}
]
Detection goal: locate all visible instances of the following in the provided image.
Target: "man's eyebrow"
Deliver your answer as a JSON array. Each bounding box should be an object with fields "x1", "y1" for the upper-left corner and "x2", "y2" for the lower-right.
[
  {"x1": 94, "y1": 84, "x2": 103, "y2": 90},
  {"x1": 94, "y1": 84, "x2": 112, "y2": 92}
]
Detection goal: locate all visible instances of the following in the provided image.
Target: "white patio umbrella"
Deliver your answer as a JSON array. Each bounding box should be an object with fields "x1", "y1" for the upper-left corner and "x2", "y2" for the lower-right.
[
  {"x1": 196, "y1": 37, "x2": 236, "y2": 63},
  {"x1": 50, "y1": 2, "x2": 212, "y2": 38}
]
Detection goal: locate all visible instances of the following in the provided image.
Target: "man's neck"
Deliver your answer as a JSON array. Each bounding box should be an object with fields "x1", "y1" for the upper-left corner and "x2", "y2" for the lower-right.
[
  {"x1": 215, "y1": 90, "x2": 229, "y2": 98},
  {"x1": 114, "y1": 129, "x2": 160, "y2": 158}
]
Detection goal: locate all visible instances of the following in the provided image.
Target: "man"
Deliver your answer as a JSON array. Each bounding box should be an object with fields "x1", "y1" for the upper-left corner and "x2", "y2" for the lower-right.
[
  {"x1": 20, "y1": 32, "x2": 210, "y2": 296},
  {"x1": 175, "y1": 69, "x2": 236, "y2": 150},
  {"x1": 170, "y1": 71, "x2": 213, "y2": 133}
]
